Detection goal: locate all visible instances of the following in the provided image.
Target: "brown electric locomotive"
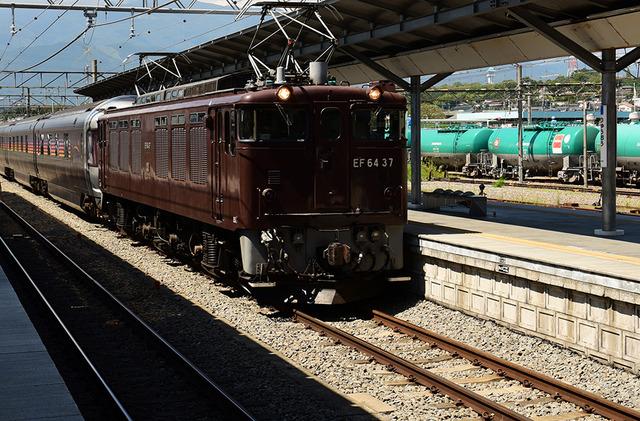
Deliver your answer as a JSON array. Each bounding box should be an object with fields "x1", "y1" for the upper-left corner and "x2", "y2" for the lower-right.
[{"x1": 98, "y1": 76, "x2": 407, "y2": 304}]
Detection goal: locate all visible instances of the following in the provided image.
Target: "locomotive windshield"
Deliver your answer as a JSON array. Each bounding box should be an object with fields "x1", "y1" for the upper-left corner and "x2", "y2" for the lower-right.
[
  {"x1": 352, "y1": 108, "x2": 404, "y2": 142},
  {"x1": 238, "y1": 106, "x2": 307, "y2": 142}
]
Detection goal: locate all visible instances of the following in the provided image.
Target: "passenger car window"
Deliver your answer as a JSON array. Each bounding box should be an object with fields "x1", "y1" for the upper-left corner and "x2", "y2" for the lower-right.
[{"x1": 320, "y1": 107, "x2": 341, "y2": 141}]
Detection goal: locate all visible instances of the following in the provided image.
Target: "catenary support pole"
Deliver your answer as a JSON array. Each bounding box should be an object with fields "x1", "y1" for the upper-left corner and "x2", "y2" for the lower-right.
[
  {"x1": 92, "y1": 60, "x2": 98, "y2": 83},
  {"x1": 410, "y1": 75, "x2": 422, "y2": 205},
  {"x1": 516, "y1": 64, "x2": 524, "y2": 182},
  {"x1": 596, "y1": 49, "x2": 623, "y2": 236}
]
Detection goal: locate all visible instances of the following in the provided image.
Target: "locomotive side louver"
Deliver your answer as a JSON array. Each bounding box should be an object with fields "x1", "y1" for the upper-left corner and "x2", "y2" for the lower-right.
[{"x1": 267, "y1": 170, "x2": 281, "y2": 185}]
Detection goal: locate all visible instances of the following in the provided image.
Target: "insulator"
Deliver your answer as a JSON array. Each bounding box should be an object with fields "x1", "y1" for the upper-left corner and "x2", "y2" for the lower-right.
[{"x1": 10, "y1": 7, "x2": 17, "y2": 36}]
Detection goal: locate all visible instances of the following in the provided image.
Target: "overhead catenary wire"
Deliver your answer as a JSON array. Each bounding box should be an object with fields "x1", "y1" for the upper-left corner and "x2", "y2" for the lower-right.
[
  {"x1": 91, "y1": 0, "x2": 180, "y2": 27},
  {"x1": 0, "y1": 1, "x2": 57, "y2": 65},
  {"x1": 18, "y1": 27, "x2": 90, "y2": 72},
  {"x1": 1, "y1": 0, "x2": 81, "y2": 72},
  {"x1": 5, "y1": 0, "x2": 191, "y2": 77},
  {"x1": 108, "y1": 12, "x2": 253, "y2": 73}
]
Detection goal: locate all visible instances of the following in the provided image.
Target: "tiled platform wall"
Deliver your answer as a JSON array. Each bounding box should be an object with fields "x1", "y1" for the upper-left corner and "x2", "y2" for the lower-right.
[{"x1": 408, "y1": 237, "x2": 640, "y2": 373}]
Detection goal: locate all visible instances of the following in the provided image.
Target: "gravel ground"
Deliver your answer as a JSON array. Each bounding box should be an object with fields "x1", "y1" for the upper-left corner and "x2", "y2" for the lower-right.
[
  {"x1": 422, "y1": 180, "x2": 640, "y2": 209},
  {"x1": 386, "y1": 300, "x2": 640, "y2": 410},
  {"x1": 2, "y1": 178, "x2": 639, "y2": 420}
]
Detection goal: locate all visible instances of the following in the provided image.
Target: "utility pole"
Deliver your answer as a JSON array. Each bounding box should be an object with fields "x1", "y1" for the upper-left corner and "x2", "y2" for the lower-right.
[
  {"x1": 516, "y1": 64, "x2": 524, "y2": 182},
  {"x1": 527, "y1": 94, "x2": 532, "y2": 125},
  {"x1": 26, "y1": 87, "x2": 30, "y2": 116},
  {"x1": 583, "y1": 101, "x2": 588, "y2": 188}
]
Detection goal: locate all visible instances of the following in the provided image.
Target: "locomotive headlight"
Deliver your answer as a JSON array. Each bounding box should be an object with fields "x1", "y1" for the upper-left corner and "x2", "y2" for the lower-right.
[
  {"x1": 368, "y1": 86, "x2": 382, "y2": 101},
  {"x1": 370, "y1": 229, "x2": 383, "y2": 242},
  {"x1": 276, "y1": 85, "x2": 293, "y2": 101}
]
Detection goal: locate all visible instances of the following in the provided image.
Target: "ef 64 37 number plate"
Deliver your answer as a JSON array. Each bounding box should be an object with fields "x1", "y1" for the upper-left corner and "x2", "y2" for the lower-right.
[{"x1": 353, "y1": 157, "x2": 394, "y2": 168}]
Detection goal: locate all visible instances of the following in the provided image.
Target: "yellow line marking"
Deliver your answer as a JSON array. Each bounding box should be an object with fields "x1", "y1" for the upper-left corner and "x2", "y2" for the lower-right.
[{"x1": 477, "y1": 233, "x2": 640, "y2": 266}]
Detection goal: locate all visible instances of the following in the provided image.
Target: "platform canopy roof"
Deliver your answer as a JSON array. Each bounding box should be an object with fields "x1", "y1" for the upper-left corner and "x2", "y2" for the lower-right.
[{"x1": 76, "y1": 0, "x2": 640, "y2": 100}]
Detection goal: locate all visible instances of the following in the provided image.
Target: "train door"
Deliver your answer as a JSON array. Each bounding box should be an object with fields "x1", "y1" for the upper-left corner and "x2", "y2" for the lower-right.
[
  {"x1": 211, "y1": 108, "x2": 223, "y2": 221},
  {"x1": 314, "y1": 104, "x2": 349, "y2": 210},
  {"x1": 98, "y1": 120, "x2": 108, "y2": 188},
  {"x1": 31, "y1": 124, "x2": 38, "y2": 175}
]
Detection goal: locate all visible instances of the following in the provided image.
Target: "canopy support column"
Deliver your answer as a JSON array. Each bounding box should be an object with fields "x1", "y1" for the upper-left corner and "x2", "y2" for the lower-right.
[
  {"x1": 410, "y1": 76, "x2": 422, "y2": 204},
  {"x1": 596, "y1": 49, "x2": 624, "y2": 236}
]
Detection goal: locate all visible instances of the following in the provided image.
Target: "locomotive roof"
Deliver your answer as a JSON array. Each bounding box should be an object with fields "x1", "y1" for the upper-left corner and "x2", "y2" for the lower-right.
[{"x1": 101, "y1": 84, "x2": 406, "y2": 119}]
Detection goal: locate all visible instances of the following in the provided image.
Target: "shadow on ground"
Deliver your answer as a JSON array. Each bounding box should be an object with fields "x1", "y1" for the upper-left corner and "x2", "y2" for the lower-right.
[{"x1": 0, "y1": 191, "x2": 378, "y2": 421}]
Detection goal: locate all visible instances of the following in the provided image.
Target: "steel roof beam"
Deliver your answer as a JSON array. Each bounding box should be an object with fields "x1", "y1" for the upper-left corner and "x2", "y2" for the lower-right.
[
  {"x1": 420, "y1": 72, "x2": 451, "y2": 91},
  {"x1": 509, "y1": 6, "x2": 602, "y2": 72},
  {"x1": 270, "y1": 0, "x2": 531, "y2": 67},
  {"x1": 339, "y1": 46, "x2": 410, "y2": 90},
  {"x1": 616, "y1": 47, "x2": 640, "y2": 72}
]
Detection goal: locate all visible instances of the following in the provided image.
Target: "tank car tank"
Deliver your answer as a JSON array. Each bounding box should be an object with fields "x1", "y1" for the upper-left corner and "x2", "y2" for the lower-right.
[
  {"x1": 488, "y1": 124, "x2": 598, "y2": 178},
  {"x1": 406, "y1": 126, "x2": 492, "y2": 176},
  {"x1": 593, "y1": 122, "x2": 640, "y2": 185}
]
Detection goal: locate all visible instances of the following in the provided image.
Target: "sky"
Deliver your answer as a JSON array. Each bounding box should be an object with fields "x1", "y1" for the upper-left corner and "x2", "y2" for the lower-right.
[{"x1": 0, "y1": 1, "x2": 261, "y2": 89}]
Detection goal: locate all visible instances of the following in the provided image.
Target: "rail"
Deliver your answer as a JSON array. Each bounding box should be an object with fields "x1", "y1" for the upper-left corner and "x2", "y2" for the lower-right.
[
  {"x1": 0, "y1": 200, "x2": 255, "y2": 421},
  {"x1": 372, "y1": 310, "x2": 640, "y2": 421},
  {"x1": 293, "y1": 309, "x2": 528, "y2": 421}
]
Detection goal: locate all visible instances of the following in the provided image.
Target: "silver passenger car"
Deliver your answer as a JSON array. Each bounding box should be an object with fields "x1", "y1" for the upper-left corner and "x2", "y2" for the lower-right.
[{"x1": 0, "y1": 96, "x2": 135, "y2": 211}]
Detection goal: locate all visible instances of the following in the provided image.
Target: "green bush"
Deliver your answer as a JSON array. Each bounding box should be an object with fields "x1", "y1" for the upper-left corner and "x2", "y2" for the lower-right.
[
  {"x1": 407, "y1": 159, "x2": 446, "y2": 180},
  {"x1": 493, "y1": 176, "x2": 506, "y2": 188}
]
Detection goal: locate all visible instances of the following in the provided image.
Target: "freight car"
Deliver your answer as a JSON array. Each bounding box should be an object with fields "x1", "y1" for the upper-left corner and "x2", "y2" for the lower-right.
[
  {"x1": 0, "y1": 97, "x2": 136, "y2": 212},
  {"x1": 411, "y1": 123, "x2": 599, "y2": 181}
]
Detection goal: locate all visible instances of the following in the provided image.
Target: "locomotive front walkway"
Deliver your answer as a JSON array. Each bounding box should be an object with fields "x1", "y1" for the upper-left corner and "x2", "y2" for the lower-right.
[
  {"x1": 0, "y1": 264, "x2": 82, "y2": 420},
  {"x1": 407, "y1": 202, "x2": 640, "y2": 373}
]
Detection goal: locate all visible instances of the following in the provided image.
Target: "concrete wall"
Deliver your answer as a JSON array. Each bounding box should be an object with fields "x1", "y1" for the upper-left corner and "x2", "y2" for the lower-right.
[{"x1": 408, "y1": 236, "x2": 640, "y2": 373}]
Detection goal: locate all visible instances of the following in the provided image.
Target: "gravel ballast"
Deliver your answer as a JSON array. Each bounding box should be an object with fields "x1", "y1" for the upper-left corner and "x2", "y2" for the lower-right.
[{"x1": 1, "y1": 179, "x2": 639, "y2": 420}]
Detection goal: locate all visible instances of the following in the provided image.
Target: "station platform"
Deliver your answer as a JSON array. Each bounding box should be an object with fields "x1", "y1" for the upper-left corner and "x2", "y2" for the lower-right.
[
  {"x1": 406, "y1": 201, "x2": 640, "y2": 373},
  {"x1": 0, "y1": 265, "x2": 82, "y2": 420},
  {"x1": 408, "y1": 201, "x2": 640, "y2": 283}
]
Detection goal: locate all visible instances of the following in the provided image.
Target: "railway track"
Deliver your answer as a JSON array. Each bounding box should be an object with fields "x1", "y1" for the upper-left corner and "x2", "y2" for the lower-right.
[
  {"x1": 294, "y1": 310, "x2": 640, "y2": 421},
  {"x1": 0, "y1": 200, "x2": 255, "y2": 421},
  {"x1": 434, "y1": 176, "x2": 640, "y2": 198}
]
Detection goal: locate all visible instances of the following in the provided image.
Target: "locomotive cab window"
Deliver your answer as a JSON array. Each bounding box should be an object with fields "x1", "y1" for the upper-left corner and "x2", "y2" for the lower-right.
[
  {"x1": 320, "y1": 107, "x2": 341, "y2": 141},
  {"x1": 171, "y1": 114, "x2": 185, "y2": 125},
  {"x1": 352, "y1": 108, "x2": 403, "y2": 142},
  {"x1": 237, "y1": 105, "x2": 306, "y2": 142},
  {"x1": 190, "y1": 112, "x2": 206, "y2": 124}
]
